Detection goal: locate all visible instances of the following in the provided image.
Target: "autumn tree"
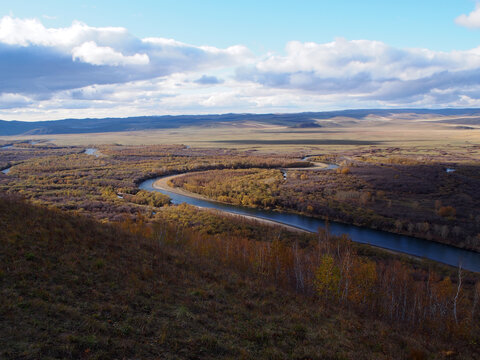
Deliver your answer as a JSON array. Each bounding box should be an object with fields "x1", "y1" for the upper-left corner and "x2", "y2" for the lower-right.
[{"x1": 314, "y1": 254, "x2": 341, "y2": 300}]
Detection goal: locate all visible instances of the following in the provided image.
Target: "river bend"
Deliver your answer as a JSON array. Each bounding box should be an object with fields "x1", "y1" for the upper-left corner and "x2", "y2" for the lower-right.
[{"x1": 139, "y1": 174, "x2": 480, "y2": 273}]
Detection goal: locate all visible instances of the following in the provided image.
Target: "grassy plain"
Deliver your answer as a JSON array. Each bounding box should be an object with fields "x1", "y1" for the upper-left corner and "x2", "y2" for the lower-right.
[{"x1": 1, "y1": 117, "x2": 479, "y2": 153}]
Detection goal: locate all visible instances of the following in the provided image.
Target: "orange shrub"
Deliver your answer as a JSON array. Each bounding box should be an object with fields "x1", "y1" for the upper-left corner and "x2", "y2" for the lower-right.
[{"x1": 438, "y1": 206, "x2": 456, "y2": 218}]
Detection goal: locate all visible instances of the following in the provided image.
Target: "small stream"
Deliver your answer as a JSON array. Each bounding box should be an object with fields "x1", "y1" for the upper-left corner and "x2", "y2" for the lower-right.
[{"x1": 84, "y1": 148, "x2": 100, "y2": 157}]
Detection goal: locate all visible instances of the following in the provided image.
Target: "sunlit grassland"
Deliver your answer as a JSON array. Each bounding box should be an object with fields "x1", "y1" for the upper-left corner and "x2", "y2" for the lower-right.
[{"x1": 1, "y1": 119, "x2": 479, "y2": 154}]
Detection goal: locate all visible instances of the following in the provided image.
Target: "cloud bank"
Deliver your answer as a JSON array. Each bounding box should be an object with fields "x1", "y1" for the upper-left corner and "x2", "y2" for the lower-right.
[
  {"x1": 237, "y1": 39, "x2": 480, "y2": 105},
  {"x1": 2, "y1": 15, "x2": 480, "y2": 120},
  {"x1": 0, "y1": 16, "x2": 251, "y2": 96}
]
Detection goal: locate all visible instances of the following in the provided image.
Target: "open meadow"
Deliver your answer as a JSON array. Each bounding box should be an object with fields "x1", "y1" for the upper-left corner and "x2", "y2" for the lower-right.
[{"x1": 2, "y1": 114, "x2": 480, "y2": 151}]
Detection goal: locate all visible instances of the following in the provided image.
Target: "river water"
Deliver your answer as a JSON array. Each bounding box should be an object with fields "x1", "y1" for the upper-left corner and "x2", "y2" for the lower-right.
[
  {"x1": 139, "y1": 177, "x2": 480, "y2": 272},
  {"x1": 84, "y1": 148, "x2": 99, "y2": 157}
]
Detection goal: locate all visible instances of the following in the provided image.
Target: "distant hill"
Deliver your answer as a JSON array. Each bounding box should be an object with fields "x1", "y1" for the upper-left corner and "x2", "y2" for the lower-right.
[{"x1": 1, "y1": 108, "x2": 480, "y2": 136}]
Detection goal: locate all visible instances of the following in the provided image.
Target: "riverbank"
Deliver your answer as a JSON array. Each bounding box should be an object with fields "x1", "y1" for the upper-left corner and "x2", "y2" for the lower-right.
[
  {"x1": 162, "y1": 163, "x2": 480, "y2": 256},
  {"x1": 153, "y1": 174, "x2": 309, "y2": 234},
  {"x1": 153, "y1": 174, "x2": 424, "y2": 259},
  {"x1": 144, "y1": 172, "x2": 480, "y2": 272}
]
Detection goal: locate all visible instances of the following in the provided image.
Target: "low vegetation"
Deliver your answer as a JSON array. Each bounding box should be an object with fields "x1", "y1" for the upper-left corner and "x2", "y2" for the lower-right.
[
  {"x1": 1, "y1": 141, "x2": 480, "y2": 358},
  {"x1": 172, "y1": 159, "x2": 480, "y2": 251},
  {"x1": 0, "y1": 144, "x2": 298, "y2": 221},
  {"x1": 1, "y1": 195, "x2": 479, "y2": 359}
]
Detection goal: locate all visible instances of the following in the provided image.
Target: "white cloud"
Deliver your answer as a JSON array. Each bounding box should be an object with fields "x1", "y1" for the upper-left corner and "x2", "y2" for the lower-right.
[
  {"x1": 251, "y1": 39, "x2": 480, "y2": 81},
  {"x1": 0, "y1": 16, "x2": 251, "y2": 96},
  {"x1": 0, "y1": 16, "x2": 130, "y2": 48},
  {"x1": 236, "y1": 39, "x2": 480, "y2": 104},
  {"x1": 72, "y1": 41, "x2": 149, "y2": 66},
  {"x1": 0, "y1": 93, "x2": 32, "y2": 109},
  {"x1": 3, "y1": 16, "x2": 480, "y2": 120},
  {"x1": 456, "y1": 4, "x2": 480, "y2": 28}
]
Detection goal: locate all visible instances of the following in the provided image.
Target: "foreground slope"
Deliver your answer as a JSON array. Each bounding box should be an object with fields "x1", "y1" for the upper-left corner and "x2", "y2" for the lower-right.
[{"x1": 0, "y1": 196, "x2": 478, "y2": 359}]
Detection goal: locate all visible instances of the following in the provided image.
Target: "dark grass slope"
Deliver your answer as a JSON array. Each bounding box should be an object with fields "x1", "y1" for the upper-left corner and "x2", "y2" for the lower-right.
[
  {"x1": 0, "y1": 196, "x2": 478, "y2": 359},
  {"x1": 2, "y1": 108, "x2": 480, "y2": 135}
]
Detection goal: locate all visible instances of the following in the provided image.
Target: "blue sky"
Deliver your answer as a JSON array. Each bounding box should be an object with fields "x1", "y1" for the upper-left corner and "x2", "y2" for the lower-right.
[
  {"x1": 2, "y1": 0, "x2": 477, "y2": 52},
  {"x1": 1, "y1": 0, "x2": 480, "y2": 120}
]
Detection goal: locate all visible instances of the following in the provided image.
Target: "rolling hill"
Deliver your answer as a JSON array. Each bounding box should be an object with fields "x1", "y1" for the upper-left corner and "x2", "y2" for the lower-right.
[{"x1": 2, "y1": 108, "x2": 480, "y2": 136}]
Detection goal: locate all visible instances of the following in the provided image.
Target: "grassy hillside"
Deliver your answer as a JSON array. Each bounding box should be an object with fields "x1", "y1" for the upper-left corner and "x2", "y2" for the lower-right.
[{"x1": 1, "y1": 196, "x2": 479, "y2": 359}]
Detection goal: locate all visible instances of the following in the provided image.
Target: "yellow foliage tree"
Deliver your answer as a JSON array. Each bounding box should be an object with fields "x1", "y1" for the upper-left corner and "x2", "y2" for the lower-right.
[{"x1": 314, "y1": 254, "x2": 341, "y2": 300}]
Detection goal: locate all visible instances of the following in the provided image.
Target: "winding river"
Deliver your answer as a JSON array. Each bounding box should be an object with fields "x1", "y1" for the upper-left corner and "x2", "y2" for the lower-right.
[
  {"x1": 4, "y1": 142, "x2": 477, "y2": 271},
  {"x1": 139, "y1": 173, "x2": 480, "y2": 273}
]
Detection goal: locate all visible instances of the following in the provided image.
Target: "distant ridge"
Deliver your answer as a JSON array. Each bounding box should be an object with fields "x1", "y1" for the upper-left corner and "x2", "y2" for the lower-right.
[{"x1": 1, "y1": 108, "x2": 480, "y2": 136}]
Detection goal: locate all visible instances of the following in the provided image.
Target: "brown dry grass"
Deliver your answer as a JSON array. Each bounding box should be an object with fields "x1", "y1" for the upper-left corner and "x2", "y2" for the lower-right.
[
  {"x1": 1, "y1": 118, "x2": 479, "y2": 153},
  {"x1": 2, "y1": 196, "x2": 479, "y2": 359}
]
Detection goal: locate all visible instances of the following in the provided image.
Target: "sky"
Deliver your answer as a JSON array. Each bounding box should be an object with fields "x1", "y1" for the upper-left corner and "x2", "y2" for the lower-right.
[{"x1": 2, "y1": 0, "x2": 480, "y2": 120}]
